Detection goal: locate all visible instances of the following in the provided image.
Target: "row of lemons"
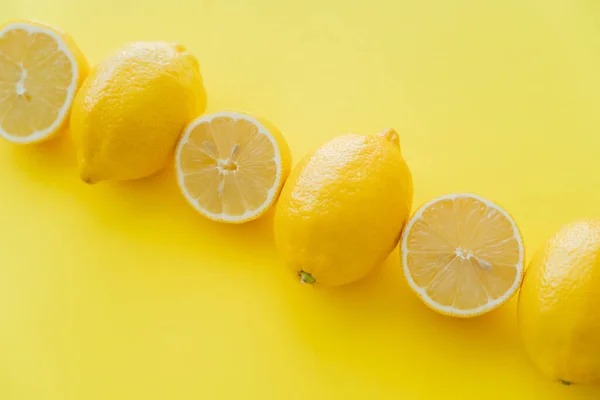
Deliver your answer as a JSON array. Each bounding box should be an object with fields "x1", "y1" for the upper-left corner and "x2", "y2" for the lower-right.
[{"x1": 1, "y1": 20, "x2": 599, "y2": 386}]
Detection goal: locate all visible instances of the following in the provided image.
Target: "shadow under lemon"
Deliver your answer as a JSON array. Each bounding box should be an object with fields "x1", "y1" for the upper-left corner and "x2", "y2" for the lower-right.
[
  {"x1": 8, "y1": 131, "x2": 599, "y2": 397},
  {"x1": 7, "y1": 127, "x2": 277, "y2": 274},
  {"x1": 8, "y1": 129, "x2": 77, "y2": 183},
  {"x1": 79, "y1": 162, "x2": 277, "y2": 269},
  {"x1": 273, "y1": 245, "x2": 551, "y2": 395}
]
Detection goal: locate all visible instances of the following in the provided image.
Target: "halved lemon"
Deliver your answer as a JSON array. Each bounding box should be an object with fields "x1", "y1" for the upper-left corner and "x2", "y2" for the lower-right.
[
  {"x1": 401, "y1": 193, "x2": 524, "y2": 317},
  {"x1": 0, "y1": 20, "x2": 88, "y2": 144},
  {"x1": 175, "y1": 111, "x2": 292, "y2": 223}
]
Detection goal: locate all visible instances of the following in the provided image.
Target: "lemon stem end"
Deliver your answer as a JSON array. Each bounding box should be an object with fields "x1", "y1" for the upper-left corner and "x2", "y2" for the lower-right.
[
  {"x1": 377, "y1": 128, "x2": 400, "y2": 148},
  {"x1": 299, "y1": 271, "x2": 316, "y2": 284},
  {"x1": 80, "y1": 174, "x2": 97, "y2": 185},
  {"x1": 560, "y1": 380, "x2": 572, "y2": 386}
]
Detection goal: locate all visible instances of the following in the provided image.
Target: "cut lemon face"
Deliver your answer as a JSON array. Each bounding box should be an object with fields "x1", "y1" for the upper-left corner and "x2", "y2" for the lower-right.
[
  {"x1": 176, "y1": 111, "x2": 292, "y2": 223},
  {"x1": 0, "y1": 20, "x2": 88, "y2": 143},
  {"x1": 401, "y1": 193, "x2": 524, "y2": 317}
]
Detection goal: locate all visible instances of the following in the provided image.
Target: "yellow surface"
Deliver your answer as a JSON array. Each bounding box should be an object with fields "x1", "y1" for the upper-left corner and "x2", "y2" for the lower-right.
[{"x1": 1, "y1": 0, "x2": 600, "y2": 398}]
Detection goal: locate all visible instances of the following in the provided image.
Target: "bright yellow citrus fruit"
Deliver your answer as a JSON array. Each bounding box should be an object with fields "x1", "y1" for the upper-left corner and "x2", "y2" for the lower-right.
[
  {"x1": 519, "y1": 220, "x2": 600, "y2": 385},
  {"x1": 0, "y1": 20, "x2": 88, "y2": 144},
  {"x1": 274, "y1": 129, "x2": 413, "y2": 286},
  {"x1": 70, "y1": 41, "x2": 206, "y2": 183},
  {"x1": 401, "y1": 193, "x2": 524, "y2": 317},
  {"x1": 175, "y1": 111, "x2": 292, "y2": 223}
]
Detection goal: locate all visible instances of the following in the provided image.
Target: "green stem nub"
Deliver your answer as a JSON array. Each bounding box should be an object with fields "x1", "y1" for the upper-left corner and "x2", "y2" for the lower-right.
[
  {"x1": 560, "y1": 380, "x2": 572, "y2": 386},
  {"x1": 299, "y1": 271, "x2": 316, "y2": 284}
]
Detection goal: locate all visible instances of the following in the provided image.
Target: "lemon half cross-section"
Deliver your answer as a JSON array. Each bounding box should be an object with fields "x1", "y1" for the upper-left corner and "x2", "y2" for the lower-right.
[
  {"x1": 0, "y1": 20, "x2": 88, "y2": 143},
  {"x1": 401, "y1": 193, "x2": 524, "y2": 317},
  {"x1": 176, "y1": 111, "x2": 292, "y2": 223}
]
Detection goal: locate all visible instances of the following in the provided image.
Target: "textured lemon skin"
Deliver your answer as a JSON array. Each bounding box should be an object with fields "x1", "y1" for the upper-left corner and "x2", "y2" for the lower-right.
[
  {"x1": 0, "y1": 20, "x2": 89, "y2": 143},
  {"x1": 70, "y1": 42, "x2": 206, "y2": 183},
  {"x1": 518, "y1": 220, "x2": 600, "y2": 384},
  {"x1": 274, "y1": 132, "x2": 413, "y2": 286}
]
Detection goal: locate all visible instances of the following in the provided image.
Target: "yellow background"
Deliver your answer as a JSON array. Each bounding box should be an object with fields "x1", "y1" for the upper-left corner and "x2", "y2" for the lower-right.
[{"x1": 1, "y1": 0, "x2": 600, "y2": 398}]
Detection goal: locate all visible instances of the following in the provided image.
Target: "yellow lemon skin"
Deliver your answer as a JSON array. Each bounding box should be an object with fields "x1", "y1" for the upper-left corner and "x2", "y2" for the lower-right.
[
  {"x1": 70, "y1": 42, "x2": 206, "y2": 183},
  {"x1": 518, "y1": 220, "x2": 600, "y2": 384},
  {"x1": 274, "y1": 129, "x2": 413, "y2": 286}
]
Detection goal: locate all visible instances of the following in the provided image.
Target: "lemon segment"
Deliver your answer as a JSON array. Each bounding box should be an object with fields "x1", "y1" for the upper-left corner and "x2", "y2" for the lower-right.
[
  {"x1": 176, "y1": 111, "x2": 292, "y2": 223},
  {"x1": 0, "y1": 20, "x2": 88, "y2": 143},
  {"x1": 401, "y1": 193, "x2": 524, "y2": 317}
]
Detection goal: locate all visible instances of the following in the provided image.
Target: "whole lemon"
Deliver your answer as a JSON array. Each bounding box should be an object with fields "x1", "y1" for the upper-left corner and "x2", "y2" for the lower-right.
[
  {"x1": 274, "y1": 129, "x2": 413, "y2": 286},
  {"x1": 518, "y1": 220, "x2": 600, "y2": 384},
  {"x1": 70, "y1": 42, "x2": 206, "y2": 183}
]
